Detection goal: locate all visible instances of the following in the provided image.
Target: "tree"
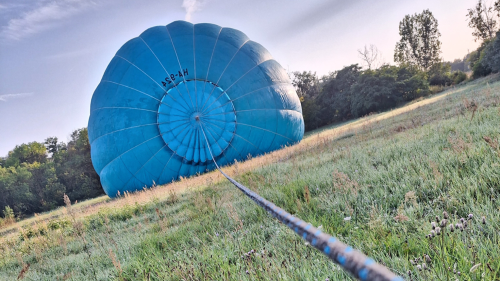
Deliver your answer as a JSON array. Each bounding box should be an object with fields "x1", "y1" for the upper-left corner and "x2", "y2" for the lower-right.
[
  {"x1": 394, "y1": 9, "x2": 442, "y2": 71},
  {"x1": 4, "y1": 142, "x2": 47, "y2": 167},
  {"x1": 52, "y1": 128, "x2": 103, "y2": 201},
  {"x1": 358, "y1": 44, "x2": 380, "y2": 70},
  {"x1": 320, "y1": 64, "x2": 362, "y2": 123},
  {"x1": 291, "y1": 71, "x2": 320, "y2": 99},
  {"x1": 467, "y1": 0, "x2": 499, "y2": 42},
  {"x1": 468, "y1": 41, "x2": 494, "y2": 78},
  {"x1": 44, "y1": 137, "x2": 66, "y2": 155},
  {"x1": 483, "y1": 30, "x2": 500, "y2": 72}
]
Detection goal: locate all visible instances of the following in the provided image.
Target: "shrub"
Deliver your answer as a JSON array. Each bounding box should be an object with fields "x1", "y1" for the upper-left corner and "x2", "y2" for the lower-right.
[{"x1": 450, "y1": 71, "x2": 467, "y2": 85}]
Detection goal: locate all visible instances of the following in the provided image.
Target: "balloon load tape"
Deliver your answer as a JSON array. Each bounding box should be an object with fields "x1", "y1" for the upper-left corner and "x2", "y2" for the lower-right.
[{"x1": 199, "y1": 126, "x2": 403, "y2": 281}]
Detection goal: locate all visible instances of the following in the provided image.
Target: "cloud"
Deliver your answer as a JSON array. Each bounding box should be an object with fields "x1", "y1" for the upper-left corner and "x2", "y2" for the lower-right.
[
  {"x1": 0, "y1": 93, "x2": 34, "y2": 102},
  {"x1": 1, "y1": 0, "x2": 97, "y2": 41},
  {"x1": 182, "y1": 0, "x2": 206, "y2": 22},
  {"x1": 269, "y1": 0, "x2": 362, "y2": 41}
]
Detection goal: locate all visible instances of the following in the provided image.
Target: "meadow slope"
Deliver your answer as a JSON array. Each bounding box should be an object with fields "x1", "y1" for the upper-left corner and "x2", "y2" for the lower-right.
[{"x1": 1, "y1": 75, "x2": 500, "y2": 280}]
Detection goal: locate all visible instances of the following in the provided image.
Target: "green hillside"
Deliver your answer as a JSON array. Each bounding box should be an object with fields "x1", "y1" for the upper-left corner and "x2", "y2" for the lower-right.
[{"x1": 1, "y1": 75, "x2": 499, "y2": 280}]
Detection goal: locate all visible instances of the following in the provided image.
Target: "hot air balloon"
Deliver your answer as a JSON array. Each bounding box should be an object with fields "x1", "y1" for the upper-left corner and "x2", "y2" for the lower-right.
[{"x1": 88, "y1": 21, "x2": 304, "y2": 197}]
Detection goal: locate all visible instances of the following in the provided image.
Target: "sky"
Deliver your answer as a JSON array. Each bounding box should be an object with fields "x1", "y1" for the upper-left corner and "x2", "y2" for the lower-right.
[{"x1": 0, "y1": 0, "x2": 483, "y2": 157}]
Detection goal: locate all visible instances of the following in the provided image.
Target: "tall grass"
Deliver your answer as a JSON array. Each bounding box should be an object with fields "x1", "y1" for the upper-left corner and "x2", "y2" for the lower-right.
[{"x1": 1, "y1": 74, "x2": 499, "y2": 280}]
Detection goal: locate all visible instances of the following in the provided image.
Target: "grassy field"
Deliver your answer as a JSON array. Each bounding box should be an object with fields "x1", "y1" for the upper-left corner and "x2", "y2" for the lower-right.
[{"x1": 1, "y1": 75, "x2": 500, "y2": 281}]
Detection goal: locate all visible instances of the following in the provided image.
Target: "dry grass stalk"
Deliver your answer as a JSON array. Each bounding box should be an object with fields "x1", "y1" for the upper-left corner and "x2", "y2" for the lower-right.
[
  {"x1": 108, "y1": 248, "x2": 122, "y2": 276},
  {"x1": 332, "y1": 170, "x2": 359, "y2": 195},
  {"x1": 304, "y1": 186, "x2": 310, "y2": 204},
  {"x1": 17, "y1": 262, "x2": 30, "y2": 280},
  {"x1": 226, "y1": 203, "x2": 243, "y2": 231},
  {"x1": 405, "y1": 191, "x2": 418, "y2": 208}
]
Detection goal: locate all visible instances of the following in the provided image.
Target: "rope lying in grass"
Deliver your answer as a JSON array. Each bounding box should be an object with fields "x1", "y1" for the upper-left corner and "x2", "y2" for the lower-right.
[{"x1": 199, "y1": 126, "x2": 403, "y2": 281}]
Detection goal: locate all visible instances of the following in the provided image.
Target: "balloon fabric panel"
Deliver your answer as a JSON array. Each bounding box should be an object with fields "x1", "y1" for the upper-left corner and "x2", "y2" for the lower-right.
[{"x1": 89, "y1": 21, "x2": 304, "y2": 197}]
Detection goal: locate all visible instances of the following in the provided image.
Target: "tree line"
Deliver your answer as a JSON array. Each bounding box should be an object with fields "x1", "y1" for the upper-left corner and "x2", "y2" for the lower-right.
[
  {"x1": 295, "y1": 1, "x2": 500, "y2": 131},
  {"x1": 0, "y1": 129, "x2": 103, "y2": 223},
  {"x1": 1, "y1": 0, "x2": 500, "y2": 221}
]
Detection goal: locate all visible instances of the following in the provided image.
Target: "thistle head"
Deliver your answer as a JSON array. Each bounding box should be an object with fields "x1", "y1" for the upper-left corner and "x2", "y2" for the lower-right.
[
  {"x1": 443, "y1": 211, "x2": 449, "y2": 219},
  {"x1": 431, "y1": 222, "x2": 436, "y2": 229},
  {"x1": 468, "y1": 214, "x2": 473, "y2": 220},
  {"x1": 440, "y1": 219, "x2": 447, "y2": 227}
]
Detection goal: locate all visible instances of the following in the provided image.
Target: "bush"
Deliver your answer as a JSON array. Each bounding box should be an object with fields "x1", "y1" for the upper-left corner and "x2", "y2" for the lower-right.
[
  {"x1": 428, "y1": 62, "x2": 452, "y2": 86},
  {"x1": 450, "y1": 71, "x2": 467, "y2": 85}
]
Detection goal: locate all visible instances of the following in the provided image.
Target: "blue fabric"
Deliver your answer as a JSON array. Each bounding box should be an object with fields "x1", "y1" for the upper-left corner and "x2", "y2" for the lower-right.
[{"x1": 88, "y1": 21, "x2": 304, "y2": 197}]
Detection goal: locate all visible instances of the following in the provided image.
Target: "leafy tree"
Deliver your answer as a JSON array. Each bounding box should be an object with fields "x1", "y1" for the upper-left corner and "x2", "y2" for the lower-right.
[
  {"x1": 292, "y1": 71, "x2": 322, "y2": 130},
  {"x1": 350, "y1": 69, "x2": 398, "y2": 117},
  {"x1": 394, "y1": 9, "x2": 442, "y2": 71},
  {"x1": 466, "y1": 0, "x2": 499, "y2": 42},
  {"x1": 321, "y1": 64, "x2": 362, "y2": 123},
  {"x1": 394, "y1": 64, "x2": 429, "y2": 101},
  {"x1": 468, "y1": 41, "x2": 494, "y2": 78},
  {"x1": 52, "y1": 128, "x2": 103, "y2": 201},
  {"x1": 291, "y1": 71, "x2": 320, "y2": 99},
  {"x1": 4, "y1": 142, "x2": 47, "y2": 167},
  {"x1": 0, "y1": 165, "x2": 33, "y2": 216},
  {"x1": 44, "y1": 137, "x2": 66, "y2": 155},
  {"x1": 483, "y1": 31, "x2": 500, "y2": 72}
]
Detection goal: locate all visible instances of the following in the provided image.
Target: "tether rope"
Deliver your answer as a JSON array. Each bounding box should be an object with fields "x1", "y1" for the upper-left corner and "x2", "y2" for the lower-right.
[{"x1": 198, "y1": 125, "x2": 403, "y2": 281}]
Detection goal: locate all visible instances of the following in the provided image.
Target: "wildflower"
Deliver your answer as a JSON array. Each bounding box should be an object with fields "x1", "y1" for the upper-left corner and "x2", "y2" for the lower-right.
[
  {"x1": 458, "y1": 223, "x2": 464, "y2": 231},
  {"x1": 440, "y1": 219, "x2": 447, "y2": 227},
  {"x1": 482, "y1": 216, "x2": 486, "y2": 224},
  {"x1": 417, "y1": 265, "x2": 422, "y2": 271},
  {"x1": 431, "y1": 222, "x2": 436, "y2": 229},
  {"x1": 463, "y1": 221, "x2": 468, "y2": 228},
  {"x1": 435, "y1": 227, "x2": 441, "y2": 235},
  {"x1": 422, "y1": 263, "x2": 428, "y2": 270},
  {"x1": 443, "y1": 211, "x2": 449, "y2": 219},
  {"x1": 260, "y1": 225, "x2": 263, "y2": 228},
  {"x1": 246, "y1": 270, "x2": 249, "y2": 274},
  {"x1": 449, "y1": 224, "x2": 455, "y2": 232},
  {"x1": 460, "y1": 218, "x2": 465, "y2": 223},
  {"x1": 407, "y1": 270, "x2": 411, "y2": 276},
  {"x1": 431, "y1": 230, "x2": 436, "y2": 237},
  {"x1": 425, "y1": 255, "x2": 431, "y2": 263},
  {"x1": 216, "y1": 233, "x2": 219, "y2": 237},
  {"x1": 435, "y1": 216, "x2": 440, "y2": 222},
  {"x1": 468, "y1": 214, "x2": 473, "y2": 220}
]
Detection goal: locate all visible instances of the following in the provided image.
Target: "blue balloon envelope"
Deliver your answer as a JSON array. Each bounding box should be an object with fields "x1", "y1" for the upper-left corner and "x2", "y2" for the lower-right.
[{"x1": 88, "y1": 21, "x2": 304, "y2": 197}]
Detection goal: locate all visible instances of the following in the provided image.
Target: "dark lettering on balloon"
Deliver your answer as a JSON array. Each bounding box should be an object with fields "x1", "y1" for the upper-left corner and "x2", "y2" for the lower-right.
[{"x1": 160, "y1": 69, "x2": 189, "y2": 87}]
